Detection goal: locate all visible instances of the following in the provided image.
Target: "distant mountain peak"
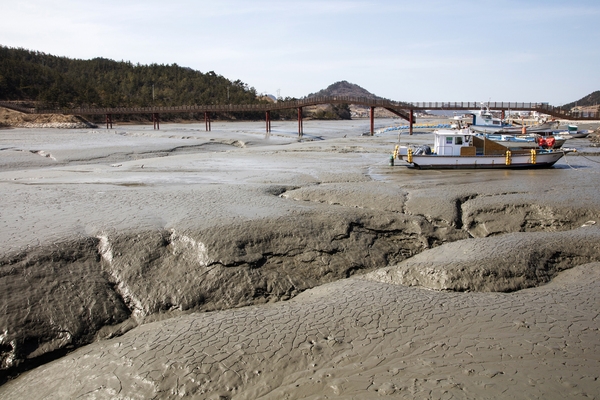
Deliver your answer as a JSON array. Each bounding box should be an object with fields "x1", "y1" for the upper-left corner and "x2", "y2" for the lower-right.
[{"x1": 307, "y1": 81, "x2": 379, "y2": 99}]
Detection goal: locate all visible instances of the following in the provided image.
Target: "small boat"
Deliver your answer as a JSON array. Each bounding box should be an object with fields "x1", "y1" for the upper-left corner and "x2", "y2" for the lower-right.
[
  {"x1": 481, "y1": 133, "x2": 566, "y2": 149},
  {"x1": 467, "y1": 107, "x2": 513, "y2": 133},
  {"x1": 567, "y1": 131, "x2": 591, "y2": 139},
  {"x1": 393, "y1": 128, "x2": 568, "y2": 169},
  {"x1": 564, "y1": 125, "x2": 591, "y2": 138},
  {"x1": 538, "y1": 134, "x2": 567, "y2": 149},
  {"x1": 537, "y1": 129, "x2": 571, "y2": 147},
  {"x1": 468, "y1": 106, "x2": 559, "y2": 134},
  {"x1": 480, "y1": 134, "x2": 538, "y2": 149}
]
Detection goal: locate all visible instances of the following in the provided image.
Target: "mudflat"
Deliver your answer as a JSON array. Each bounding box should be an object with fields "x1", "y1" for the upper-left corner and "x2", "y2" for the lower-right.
[{"x1": 1, "y1": 119, "x2": 599, "y2": 399}]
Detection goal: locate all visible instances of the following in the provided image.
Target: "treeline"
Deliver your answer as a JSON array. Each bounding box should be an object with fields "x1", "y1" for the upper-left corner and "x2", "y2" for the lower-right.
[
  {"x1": 0, "y1": 45, "x2": 265, "y2": 110},
  {"x1": 0, "y1": 45, "x2": 356, "y2": 121},
  {"x1": 311, "y1": 103, "x2": 351, "y2": 120},
  {"x1": 561, "y1": 90, "x2": 600, "y2": 110}
]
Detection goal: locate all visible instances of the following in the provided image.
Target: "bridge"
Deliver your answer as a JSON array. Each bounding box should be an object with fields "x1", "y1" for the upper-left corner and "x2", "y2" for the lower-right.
[{"x1": 2, "y1": 97, "x2": 598, "y2": 136}]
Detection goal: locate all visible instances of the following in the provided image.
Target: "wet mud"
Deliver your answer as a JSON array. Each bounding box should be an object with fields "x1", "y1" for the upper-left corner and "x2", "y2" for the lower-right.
[{"x1": 1, "y1": 121, "x2": 599, "y2": 398}]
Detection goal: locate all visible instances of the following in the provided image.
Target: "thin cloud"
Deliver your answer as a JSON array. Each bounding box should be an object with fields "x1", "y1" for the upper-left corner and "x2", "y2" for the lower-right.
[{"x1": 0, "y1": 0, "x2": 598, "y2": 104}]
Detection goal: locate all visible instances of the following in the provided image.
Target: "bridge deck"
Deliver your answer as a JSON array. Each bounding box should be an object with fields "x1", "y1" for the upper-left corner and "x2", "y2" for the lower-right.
[{"x1": 2, "y1": 97, "x2": 598, "y2": 121}]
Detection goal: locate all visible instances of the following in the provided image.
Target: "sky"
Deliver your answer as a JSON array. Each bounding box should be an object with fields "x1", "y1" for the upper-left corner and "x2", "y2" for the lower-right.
[{"x1": 1, "y1": 0, "x2": 599, "y2": 105}]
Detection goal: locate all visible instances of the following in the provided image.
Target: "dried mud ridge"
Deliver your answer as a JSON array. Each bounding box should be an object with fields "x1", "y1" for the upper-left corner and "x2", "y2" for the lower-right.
[
  {"x1": 1, "y1": 186, "x2": 599, "y2": 383},
  {"x1": 0, "y1": 107, "x2": 97, "y2": 129}
]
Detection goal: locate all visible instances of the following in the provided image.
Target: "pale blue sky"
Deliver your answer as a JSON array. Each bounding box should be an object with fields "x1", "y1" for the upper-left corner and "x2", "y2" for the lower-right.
[{"x1": 1, "y1": 0, "x2": 599, "y2": 105}]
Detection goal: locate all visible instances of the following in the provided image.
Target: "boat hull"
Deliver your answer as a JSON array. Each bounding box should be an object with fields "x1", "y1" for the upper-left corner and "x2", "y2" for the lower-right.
[
  {"x1": 399, "y1": 152, "x2": 565, "y2": 169},
  {"x1": 470, "y1": 121, "x2": 559, "y2": 134},
  {"x1": 490, "y1": 138, "x2": 566, "y2": 149},
  {"x1": 566, "y1": 132, "x2": 590, "y2": 139}
]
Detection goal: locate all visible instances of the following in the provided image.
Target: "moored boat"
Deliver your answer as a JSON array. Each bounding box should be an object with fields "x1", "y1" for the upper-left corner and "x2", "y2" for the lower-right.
[
  {"x1": 566, "y1": 131, "x2": 591, "y2": 139},
  {"x1": 467, "y1": 107, "x2": 512, "y2": 133},
  {"x1": 480, "y1": 133, "x2": 566, "y2": 149},
  {"x1": 394, "y1": 128, "x2": 569, "y2": 169},
  {"x1": 470, "y1": 120, "x2": 560, "y2": 134},
  {"x1": 468, "y1": 106, "x2": 559, "y2": 134},
  {"x1": 563, "y1": 125, "x2": 591, "y2": 138}
]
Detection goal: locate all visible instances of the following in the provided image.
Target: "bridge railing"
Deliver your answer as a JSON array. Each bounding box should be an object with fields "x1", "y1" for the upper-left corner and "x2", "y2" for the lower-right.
[
  {"x1": 0, "y1": 101, "x2": 36, "y2": 114},
  {"x1": 43, "y1": 96, "x2": 415, "y2": 115},
  {"x1": 402, "y1": 102, "x2": 545, "y2": 110},
  {"x1": 22, "y1": 97, "x2": 600, "y2": 120},
  {"x1": 269, "y1": 96, "x2": 414, "y2": 110}
]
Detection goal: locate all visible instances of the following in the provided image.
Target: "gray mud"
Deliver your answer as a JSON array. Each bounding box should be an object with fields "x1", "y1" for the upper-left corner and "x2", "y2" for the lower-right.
[{"x1": 1, "y1": 120, "x2": 600, "y2": 398}]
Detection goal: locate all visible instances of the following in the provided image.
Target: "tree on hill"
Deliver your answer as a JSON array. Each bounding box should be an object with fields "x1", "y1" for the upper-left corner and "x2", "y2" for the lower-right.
[
  {"x1": 304, "y1": 80, "x2": 372, "y2": 120},
  {"x1": 561, "y1": 90, "x2": 600, "y2": 110},
  {"x1": 0, "y1": 46, "x2": 273, "y2": 121},
  {"x1": 310, "y1": 103, "x2": 351, "y2": 120},
  {"x1": 306, "y1": 80, "x2": 380, "y2": 99}
]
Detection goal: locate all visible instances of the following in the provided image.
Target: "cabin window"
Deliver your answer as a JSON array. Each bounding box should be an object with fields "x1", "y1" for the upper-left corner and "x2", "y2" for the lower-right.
[
  {"x1": 455, "y1": 137, "x2": 463, "y2": 145},
  {"x1": 446, "y1": 137, "x2": 453, "y2": 144},
  {"x1": 493, "y1": 121, "x2": 500, "y2": 125}
]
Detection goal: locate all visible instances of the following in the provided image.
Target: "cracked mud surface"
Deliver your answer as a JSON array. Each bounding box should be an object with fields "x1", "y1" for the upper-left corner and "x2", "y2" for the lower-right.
[
  {"x1": 2, "y1": 264, "x2": 600, "y2": 399},
  {"x1": 1, "y1": 120, "x2": 600, "y2": 398}
]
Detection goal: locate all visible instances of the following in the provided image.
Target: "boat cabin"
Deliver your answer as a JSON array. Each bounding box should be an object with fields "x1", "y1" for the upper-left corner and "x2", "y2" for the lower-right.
[
  {"x1": 468, "y1": 106, "x2": 510, "y2": 129},
  {"x1": 433, "y1": 129, "x2": 474, "y2": 155},
  {"x1": 473, "y1": 112, "x2": 503, "y2": 127},
  {"x1": 433, "y1": 129, "x2": 510, "y2": 156}
]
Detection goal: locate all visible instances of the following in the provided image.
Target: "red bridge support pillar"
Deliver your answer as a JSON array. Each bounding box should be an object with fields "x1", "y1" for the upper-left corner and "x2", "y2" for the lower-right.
[
  {"x1": 298, "y1": 107, "x2": 303, "y2": 138},
  {"x1": 105, "y1": 114, "x2": 113, "y2": 129},
  {"x1": 265, "y1": 110, "x2": 271, "y2": 133},
  {"x1": 370, "y1": 107, "x2": 375, "y2": 135},
  {"x1": 204, "y1": 112, "x2": 211, "y2": 131},
  {"x1": 409, "y1": 109, "x2": 414, "y2": 135},
  {"x1": 152, "y1": 113, "x2": 160, "y2": 130}
]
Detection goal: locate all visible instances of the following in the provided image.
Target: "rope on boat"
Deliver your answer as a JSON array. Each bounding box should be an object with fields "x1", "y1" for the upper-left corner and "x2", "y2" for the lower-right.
[
  {"x1": 563, "y1": 152, "x2": 600, "y2": 173},
  {"x1": 563, "y1": 153, "x2": 578, "y2": 170},
  {"x1": 578, "y1": 154, "x2": 600, "y2": 164}
]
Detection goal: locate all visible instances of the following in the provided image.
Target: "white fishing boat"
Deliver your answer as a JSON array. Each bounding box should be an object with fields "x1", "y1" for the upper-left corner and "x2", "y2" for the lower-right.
[
  {"x1": 468, "y1": 106, "x2": 559, "y2": 134},
  {"x1": 467, "y1": 107, "x2": 512, "y2": 133},
  {"x1": 393, "y1": 128, "x2": 568, "y2": 169}
]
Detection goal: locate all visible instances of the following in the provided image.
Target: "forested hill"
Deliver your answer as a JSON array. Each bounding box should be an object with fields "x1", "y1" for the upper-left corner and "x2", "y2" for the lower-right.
[
  {"x1": 561, "y1": 90, "x2": 600, "y2": 110},
  {"x1": 307, "y1": 80, "x2": 380, "y2": 99},
  {"x1": 0, "y1": 45, "x2": 263, "y2": 109}
]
